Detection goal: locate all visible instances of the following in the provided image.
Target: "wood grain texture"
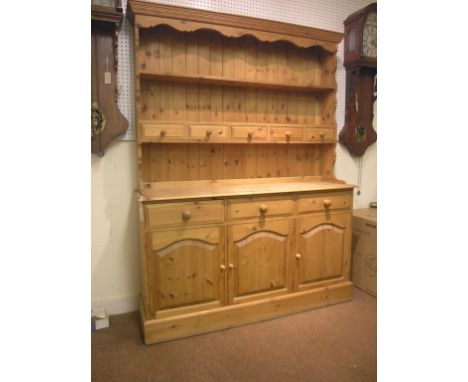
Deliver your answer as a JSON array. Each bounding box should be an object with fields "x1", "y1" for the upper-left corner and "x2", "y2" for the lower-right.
[
  {"x1": 228, "y1": 219, "x2": 293, "y2": 304},
  {"x1": 130, "y1": 1, "x2": 352, "y2": 345},
  {"x1": 129, "y1": 1, "x2": 343, "y2": 51},
  {"x1": 147, "y1": 225, "x2": 225, "y2": 318},
  {"x1": 145, "y1": 200, "x2": 224, "y2": 228},
  {"x1": 142, "y1": 281, "x2": 353, "y2": 344},
  {"x1": 141, "y1": 144, "x2": 328, "y2": 182},
  {"x1": 91, "y1": 21, "x2": 128, "y2": 155},
  {"x1": 137, "y1": 26, "x2": 335, "y2": 91},
  {"x1": 138, "y1": 177, "x2": 355, "y2": 202},
  {"x1": 295, "y1": 212, "x2": 351, "y2": 291},
  {"x1": 229, "y1": 197, "x2": 295, "y2": 220}
]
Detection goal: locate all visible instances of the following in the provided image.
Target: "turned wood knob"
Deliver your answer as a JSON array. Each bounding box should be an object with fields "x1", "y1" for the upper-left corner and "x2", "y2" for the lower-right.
[
  {"x1": 248, "y1": 130, "x2": 254, "y2": 138},
  {"x1": 323, "y1": 199, "x2": 332, "y2": 208},
  {"x1": 259, "y1": 204, "x2": 268, "y2": 214},
  {"x1": 296, "y1": 253, "x2": 302, "y2": 259},
  {"x1": 220, "y1": 264, "x2": 226, "y2": 271},
  {"x1": 182, "y1": 210, "x2": 192, "y2": 220},
  {"x1": 160, "y1": 129, "x2": 167, "y2": 137},
  {"x1": 285, "y1": 131, "x2": 291, "y2": 139},
  {"x1": 228, "y1": 263, "x2": 234, "y2": 269},
  {"x1": 206, "y1": 130, "x2": 212, "y2": 137},
  {"x1": 319, "y1": 132, "x2": 325, "y2": 139}
]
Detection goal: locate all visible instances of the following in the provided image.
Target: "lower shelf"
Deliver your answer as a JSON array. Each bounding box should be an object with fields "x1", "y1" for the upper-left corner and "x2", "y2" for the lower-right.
[{"x1": 140, "y1": 281, "x2": 353, "y2": 344}]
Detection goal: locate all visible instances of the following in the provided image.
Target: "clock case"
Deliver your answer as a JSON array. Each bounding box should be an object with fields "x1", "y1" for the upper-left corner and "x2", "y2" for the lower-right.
[
  {"x1": 91, "y1": 0, "x2": 129, "y2": 156},
  {"x1": 340, "y1": 2, "x2": 377, "y2": 157}
]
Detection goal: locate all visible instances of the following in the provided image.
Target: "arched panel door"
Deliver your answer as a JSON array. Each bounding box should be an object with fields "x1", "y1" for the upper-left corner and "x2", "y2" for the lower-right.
[
  {"x1": 146, "y1": 226, "x2": 225, "y2": 318},
  {"x1": 295, "y1": 212, "x2": 351, "y2": 291},
  {"x1": 228, "y1": 219, "x2": 293, "y2": 304}
]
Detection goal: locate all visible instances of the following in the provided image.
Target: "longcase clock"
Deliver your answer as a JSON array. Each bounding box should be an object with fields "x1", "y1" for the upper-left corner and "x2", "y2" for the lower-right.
[
  {"x1": 91, "y1": 0, "x2": 128, "y2": 156},
  {"x1": 339, "y1": 3, "x2": 377, "y2": 157}
]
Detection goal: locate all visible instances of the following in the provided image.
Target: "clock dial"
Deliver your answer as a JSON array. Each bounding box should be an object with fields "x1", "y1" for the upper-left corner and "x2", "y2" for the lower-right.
[{"x1": 362, "y1": 11, "x2": 377, "y2": 58}]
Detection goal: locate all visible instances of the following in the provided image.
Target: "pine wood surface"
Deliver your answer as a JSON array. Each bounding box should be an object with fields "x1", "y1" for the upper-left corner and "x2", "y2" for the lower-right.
[
  {"x1": 141, "y1": 281, "x2": 353, "y2": 344},
  {"x1": 137, "y1": 177, "x2": 354, "y2": 202},
  {"x1": 128, "y1": 1, "x2": 352, "y2": 344},
  {"x1": 140, "y1": 144, "x2": 340, "y2": 183},
  {"x1": 138, "y1": 81, "x2": 333, "y2": 128},
  {"x1": 128, "y1": 0, "x2": 343, "y2": 49}
]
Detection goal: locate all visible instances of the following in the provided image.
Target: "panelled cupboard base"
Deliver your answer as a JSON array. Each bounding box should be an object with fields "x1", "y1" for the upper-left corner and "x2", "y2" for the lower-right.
[{"x1": 141, "y1": 281, "x2": 353, "y2": 344}]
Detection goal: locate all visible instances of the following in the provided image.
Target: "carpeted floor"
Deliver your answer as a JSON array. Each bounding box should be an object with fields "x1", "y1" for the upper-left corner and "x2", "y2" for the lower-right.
[{"x1": 92, "y1": 287, "x2": 376, "y2": 382}]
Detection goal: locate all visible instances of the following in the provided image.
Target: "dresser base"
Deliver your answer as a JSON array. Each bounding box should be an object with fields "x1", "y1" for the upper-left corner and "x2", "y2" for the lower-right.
[{"x1": 140, "y1": 281, "x2": 353, "y2": 345}]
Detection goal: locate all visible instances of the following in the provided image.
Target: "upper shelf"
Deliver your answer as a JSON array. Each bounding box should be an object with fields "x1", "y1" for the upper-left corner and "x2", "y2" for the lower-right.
[
  {"x1": 135, "y1": 23, "x2": 338, "y2": 92},
  {"x1": 138, "y1": 71, "x2": 335, "y2": 93},
  {"x1": 128, "y1": 1, "x2": 343, "y2": 51}
]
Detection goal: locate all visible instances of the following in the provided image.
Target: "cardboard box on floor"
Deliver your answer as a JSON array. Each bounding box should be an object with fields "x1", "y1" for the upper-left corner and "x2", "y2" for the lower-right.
[{"x1": 351, "y1": 208, "x2": 377, "y2": 297}]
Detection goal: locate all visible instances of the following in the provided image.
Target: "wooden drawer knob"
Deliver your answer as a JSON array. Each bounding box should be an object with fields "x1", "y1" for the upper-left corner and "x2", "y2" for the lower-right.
[
  {"x1": 248, "y1": 130, "x2": 254, "y2": 138},
  {"x1": 285, "y1": 131, "x2": 291, "y2": 139},
  {"x1": 319, "y1": 132, "x2": 325, "y2": 139},
  {"x1": 160, "y1": 129, "x2": 167, "y2": 137},
  {"x1": 206, "y1": 130, "x2": 212, "y2": 137},
  {"x1": 228, "y1": 263, "x2": 234, "y2": 270},
  {"x1": 323, "y1": 199, "x2": 332, "y2": 208},
  {"x1": 259, "y1": 204, "x2": 268, "y2": 214},
  {"x1": 220, "y1": 264, "x2": 226, "y2": 271},
  {"x1": 182, "y1": 210, "x2": 192, "y2": 220},
  {"x1": 296, "y1": 253, "x2": 302, "y2": 259}
]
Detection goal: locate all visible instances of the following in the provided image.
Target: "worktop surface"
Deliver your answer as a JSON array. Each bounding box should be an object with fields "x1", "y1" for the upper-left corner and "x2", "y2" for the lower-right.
[{"x1": 137, "y1": 177, "x2": 355, "y2": 202}]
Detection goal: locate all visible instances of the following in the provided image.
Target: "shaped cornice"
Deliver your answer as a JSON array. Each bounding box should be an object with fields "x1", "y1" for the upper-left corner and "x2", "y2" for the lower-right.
[{"x1": 128, "y1": 0, "x2": 343, "y2": 52}]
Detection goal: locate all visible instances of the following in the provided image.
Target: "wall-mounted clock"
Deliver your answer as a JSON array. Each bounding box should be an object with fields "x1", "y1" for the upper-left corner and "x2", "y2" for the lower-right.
[
  {"x1": 339, "y1": 3, "x2": 377, "y2": 157},
  {"x1": 91, "y1": 0, "x2": 128, "y2": 156}
]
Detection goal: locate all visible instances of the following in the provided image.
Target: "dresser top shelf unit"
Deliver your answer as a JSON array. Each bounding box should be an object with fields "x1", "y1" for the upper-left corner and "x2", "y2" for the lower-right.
[{"x1": 129, "y1": 0, "x2": 347, "y2": 191}]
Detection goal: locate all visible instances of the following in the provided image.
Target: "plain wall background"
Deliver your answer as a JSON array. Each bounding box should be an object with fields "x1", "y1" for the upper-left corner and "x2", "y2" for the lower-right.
[{"x1": 91, "y1": 0, "x2": 377, "y2": 314}]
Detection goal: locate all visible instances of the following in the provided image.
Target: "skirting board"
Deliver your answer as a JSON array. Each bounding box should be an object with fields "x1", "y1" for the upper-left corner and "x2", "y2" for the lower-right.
[
  {"x1": 92, "y1": 293, "x2": 139, "y2": 316},
  {"x1": 141, "y1": 281, "x2": 353, "y2": 345}
]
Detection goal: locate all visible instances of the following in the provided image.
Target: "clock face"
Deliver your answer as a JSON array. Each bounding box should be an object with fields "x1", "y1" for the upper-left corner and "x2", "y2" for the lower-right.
[{"x1": 362, "y1": 11, "x2": 377, "y2": 58}]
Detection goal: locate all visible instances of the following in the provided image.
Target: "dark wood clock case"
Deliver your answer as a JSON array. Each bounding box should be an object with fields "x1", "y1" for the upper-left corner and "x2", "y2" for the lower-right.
[
  {"x1": 339, "y1": 3, "x2": 377, "y2": 157},
  {"x1": 91, "y1": 0, "x2": 128, "y2": 156}
]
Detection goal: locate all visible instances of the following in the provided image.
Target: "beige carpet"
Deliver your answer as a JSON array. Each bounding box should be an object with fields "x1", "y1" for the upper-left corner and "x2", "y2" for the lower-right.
[{"x1": 92, "y1": 287, "x2": 376, "y2": 382}]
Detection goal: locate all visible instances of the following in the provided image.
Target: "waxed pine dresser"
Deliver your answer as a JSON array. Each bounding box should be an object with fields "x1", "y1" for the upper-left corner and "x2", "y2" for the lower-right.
[{"x1": 128, "y1": 0, "x2": 354, "y2": 344}]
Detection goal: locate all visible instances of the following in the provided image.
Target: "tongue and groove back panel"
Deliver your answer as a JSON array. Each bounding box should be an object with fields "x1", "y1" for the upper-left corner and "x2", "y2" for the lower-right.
[
  {"x1": 141, "y1": 144, "x2": 336, "y2": 182},
  {"x1": 137, "y1": 26, "x2": 333, "y2": 88},
  {"x1": 135, "y1": 25, "x2": 338, "y2": 182}
]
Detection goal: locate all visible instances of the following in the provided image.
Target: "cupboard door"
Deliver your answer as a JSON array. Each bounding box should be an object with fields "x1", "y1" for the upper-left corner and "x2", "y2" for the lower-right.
[
  {"x1": 146, "y1": 226, "x2": 226, "y2": 318},
  {"x1": 228, "y1": 219, "x2": 293, "y2": 304},
  {"x1": 295, "y1": 212, "x2": 351, "y2": 291}
]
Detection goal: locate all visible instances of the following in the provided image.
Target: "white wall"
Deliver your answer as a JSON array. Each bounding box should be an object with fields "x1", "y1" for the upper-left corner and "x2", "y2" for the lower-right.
[
  {"x1": 91, "y1": 141, "x2": 140, "y2": 314},
  {"x1": 91, "y1": 0, "x2": 377, "y2": 314}
]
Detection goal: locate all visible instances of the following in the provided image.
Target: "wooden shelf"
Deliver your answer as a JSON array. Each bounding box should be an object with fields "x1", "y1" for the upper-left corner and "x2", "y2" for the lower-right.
[
  {"x1": 137, "y1": 177, "x2": 354, "y2": 202},
  {"x1": 139, "y1": 71, "x2": 335, "y2": 93}
]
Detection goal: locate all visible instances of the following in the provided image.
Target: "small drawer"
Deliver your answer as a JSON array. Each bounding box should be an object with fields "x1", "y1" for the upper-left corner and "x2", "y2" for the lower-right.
[
  {"x1": 189, "y1": 124, "x2": 229, "y2": 140},
  {"x1": 231, "y1": 125, "x2": 268, "y2": 141},
  {"x1": 145, "y1": 200, "x2": 224, "y2": 228},
  {"x1": 304, "y1": 128, "x2": 335, "y2": 143},
  {"x1": 298, "y1": 192, "x2": 352, "y2": 213},
  {"x1": 141, "y1": 123, "x2": 185, "y2": 140},
  {"x1": 229, "y1": 197, "x2": 295, "y2": 220},
  {"x1": 270, "y1": 126, "x2": 303, "y2": 142}
]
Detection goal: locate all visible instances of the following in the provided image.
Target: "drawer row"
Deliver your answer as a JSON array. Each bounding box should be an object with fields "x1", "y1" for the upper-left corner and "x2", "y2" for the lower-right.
[
  {"x1": 140, "y1": 122, "x2": 336, "y2": 143},
  {"x1": 145, "y1": 192, "x2": 352, "y2": 229}
]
